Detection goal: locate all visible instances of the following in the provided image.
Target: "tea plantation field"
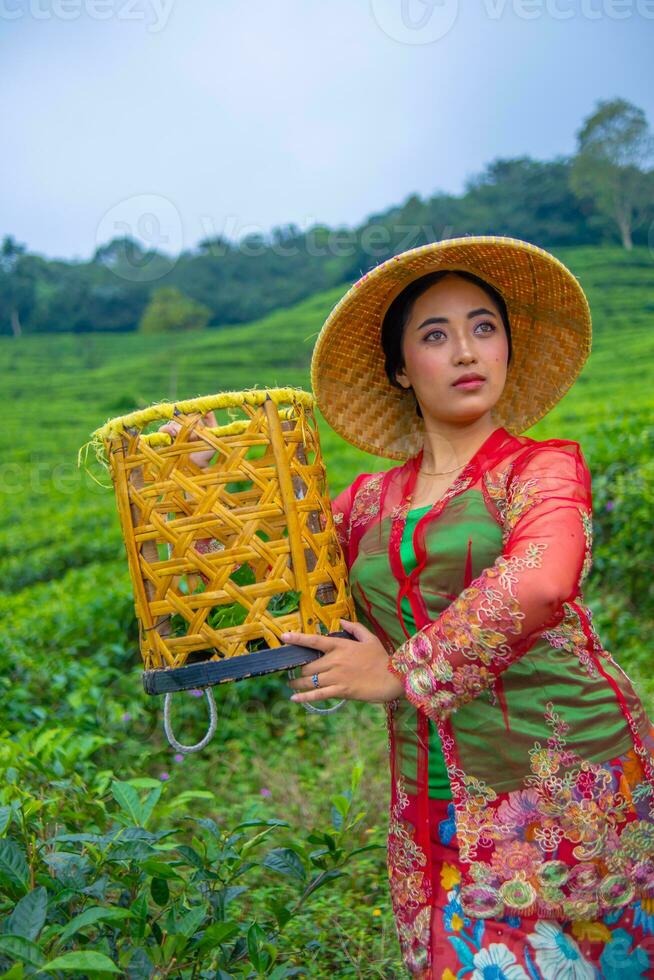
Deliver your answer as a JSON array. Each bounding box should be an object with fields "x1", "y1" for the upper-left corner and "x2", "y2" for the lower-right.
[{"x1": 1, "y1": 244, "x2": 653, "y2": 977}]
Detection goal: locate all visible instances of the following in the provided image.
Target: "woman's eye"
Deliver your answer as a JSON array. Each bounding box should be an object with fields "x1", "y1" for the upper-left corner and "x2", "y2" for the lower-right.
[{"x1": 424, "y1": 321, "x2": 495, "y2": 342}]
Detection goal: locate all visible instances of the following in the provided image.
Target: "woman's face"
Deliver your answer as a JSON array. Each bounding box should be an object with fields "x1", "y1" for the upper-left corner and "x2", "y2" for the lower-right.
[{"x1": 394, "y1": 273, "x2": 509, "y2": 425}]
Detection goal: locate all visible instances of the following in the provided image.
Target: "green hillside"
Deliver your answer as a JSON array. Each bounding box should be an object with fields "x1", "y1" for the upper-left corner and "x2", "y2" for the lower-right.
[
  {"x1": 1, "y1": 244, "x2": 653, "y2": 976},
  {"x1": 5, "y1": 245, "x2": 654, "y2": 493}
]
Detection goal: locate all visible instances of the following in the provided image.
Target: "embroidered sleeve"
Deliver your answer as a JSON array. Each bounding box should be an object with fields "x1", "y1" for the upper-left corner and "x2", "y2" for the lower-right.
[{"x1": 387, "y1": 442, "x2": 593, "y2": 721}]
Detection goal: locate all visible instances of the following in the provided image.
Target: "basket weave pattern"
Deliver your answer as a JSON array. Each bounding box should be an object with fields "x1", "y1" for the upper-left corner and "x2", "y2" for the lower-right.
[{"x1": 94, "y1": 388, "x2": 354, "y2": 673}]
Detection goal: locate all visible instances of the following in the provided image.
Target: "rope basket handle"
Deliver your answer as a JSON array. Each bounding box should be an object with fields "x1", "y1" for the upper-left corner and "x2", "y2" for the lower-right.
[
  {"x1": 163, "y1": 671, "x2": 344, "y2": 755},
  {"x1": 163, "y1": 688, "x2": 218, "y2": 754}
]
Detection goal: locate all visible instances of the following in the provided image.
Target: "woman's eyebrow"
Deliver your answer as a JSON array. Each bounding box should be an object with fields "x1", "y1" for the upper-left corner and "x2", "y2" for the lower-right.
[{"x1": 415, "y1": 307, "x2": 497, "y2": 330}]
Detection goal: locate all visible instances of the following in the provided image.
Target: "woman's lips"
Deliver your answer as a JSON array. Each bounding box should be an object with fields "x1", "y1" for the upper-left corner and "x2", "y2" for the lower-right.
[{"x1": 453, "y1": 377, "x2": 485, "y2": 389}]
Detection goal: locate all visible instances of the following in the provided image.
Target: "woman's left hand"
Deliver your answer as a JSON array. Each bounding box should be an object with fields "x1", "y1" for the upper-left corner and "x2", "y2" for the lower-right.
[{"x1": 283, "y1": 618, "x2": 406, "y2": 704}]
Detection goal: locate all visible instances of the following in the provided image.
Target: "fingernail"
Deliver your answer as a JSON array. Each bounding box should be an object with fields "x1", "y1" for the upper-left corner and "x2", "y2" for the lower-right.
[{"x1": 290, "y1": 694, "x2": 298, "y2": 701}]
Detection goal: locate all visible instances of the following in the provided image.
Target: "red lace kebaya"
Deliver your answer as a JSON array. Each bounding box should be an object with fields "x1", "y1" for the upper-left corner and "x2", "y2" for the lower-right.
[{"x1": 330, "y1": 425, "x2": 654, "y2": 978}]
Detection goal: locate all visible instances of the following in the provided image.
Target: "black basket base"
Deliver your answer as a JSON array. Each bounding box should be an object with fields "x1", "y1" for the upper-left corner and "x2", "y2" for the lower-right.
[{"x1": 142, "y1": 631, "x2": 353, "y2": 695}]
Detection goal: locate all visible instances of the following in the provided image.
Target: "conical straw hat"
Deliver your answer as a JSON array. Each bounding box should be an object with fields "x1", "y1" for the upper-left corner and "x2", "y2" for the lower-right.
[{"x1": 310, "y1": 235, "x2": 592, "y2": 460}]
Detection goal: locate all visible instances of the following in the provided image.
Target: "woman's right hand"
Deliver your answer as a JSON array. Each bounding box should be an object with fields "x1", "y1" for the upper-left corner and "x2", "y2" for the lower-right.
[{"x1": 157, "y1": 409, "x2": 218, "y2": 469}]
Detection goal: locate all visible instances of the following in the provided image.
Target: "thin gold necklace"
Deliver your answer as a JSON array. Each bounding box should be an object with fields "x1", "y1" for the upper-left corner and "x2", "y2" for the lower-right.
[
  {"x1": 421, "y1": 428, "x2": 497, "y2": 475},
  {"x1": 419, "y1": 458, "x2": 466, "y2": 476},
  {"x1": 419, "y1": 464, "x2": 464, "y2": 476}
]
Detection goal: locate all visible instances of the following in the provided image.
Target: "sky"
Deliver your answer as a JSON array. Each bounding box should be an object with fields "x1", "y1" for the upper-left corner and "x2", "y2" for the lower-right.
[{"x1": 1, "y1": 0, "x2": 652, "y2": 262}]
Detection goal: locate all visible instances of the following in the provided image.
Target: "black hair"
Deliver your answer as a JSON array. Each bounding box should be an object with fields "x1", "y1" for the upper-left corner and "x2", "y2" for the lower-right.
[{"x1": 381, "y1": 268, "x2": 513, "y2": 419}]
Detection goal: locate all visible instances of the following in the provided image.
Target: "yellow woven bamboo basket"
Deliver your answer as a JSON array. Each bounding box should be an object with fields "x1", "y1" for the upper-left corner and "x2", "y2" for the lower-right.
[{"x1": 79, "y1": 387, "x2": 355, "y2": 700}]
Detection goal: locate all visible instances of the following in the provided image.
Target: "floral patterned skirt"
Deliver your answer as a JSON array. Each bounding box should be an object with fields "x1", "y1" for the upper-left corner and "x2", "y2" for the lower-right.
[{"x1": 424, "y1": 732, "x2": 654, "y2": 979}]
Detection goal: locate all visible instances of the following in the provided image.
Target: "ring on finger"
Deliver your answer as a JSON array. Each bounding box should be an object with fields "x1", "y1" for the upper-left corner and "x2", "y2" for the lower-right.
[{"x1": 312, "y1": 673, "x2": 320, "y2": 689}]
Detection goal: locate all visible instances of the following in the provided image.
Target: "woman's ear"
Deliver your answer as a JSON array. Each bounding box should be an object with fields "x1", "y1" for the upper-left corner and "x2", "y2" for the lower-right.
[{"x1": 394, "y1": 365, "x2": 411, "y2": 390}]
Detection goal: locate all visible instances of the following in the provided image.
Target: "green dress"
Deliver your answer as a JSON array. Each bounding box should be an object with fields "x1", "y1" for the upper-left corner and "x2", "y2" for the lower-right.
[{"x1": 399, "y1": 504, "x2": 452, "y2": 799}]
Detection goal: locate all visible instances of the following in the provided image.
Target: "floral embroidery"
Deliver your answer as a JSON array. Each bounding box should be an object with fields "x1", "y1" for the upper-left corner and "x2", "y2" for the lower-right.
[
  {"x1": 542, "y1": 602, "x2": 599, "y2": 678},
  {"x1": 386, "y1": 775, "x2": 432, "y2": 974},
  {"x1": 390, "y1": 501, "x2": 409, "y2": 524},
  {"x1": 578, "y1": 506, "x2": 593, "y2": 588},
  {"x1": 443, "y1": 472, "x2": 474, "y2": 502},
  {"x1": 388, "y1": 779, "x2": 431, "y2": 881},
  {"x1": 490, "y1": 839, "x2": 543, "y2": 878},
  {"x1": 483, "y1": 465, "x2": 542, "y2": 546},
  {"x1": 331, "y1": 509, "x2": 347, "y2": 553},
  {"x1": 446, "y1": 701, "x2": 654, "y2": 921},
  {"x1": 350, "y1": 472, "x2": 384, "y2": 529},
  {"x1": 389, "y1": 544, "x2": 548, "y2": 719},
  {"x1": 482, "y1": 466, "x2": 511, "y2": 523},
  {"x1": 504, "y1": 473, "x2": 541, "y2": 533},
  {"x1": 433, "y1": 826, "x2": 652, "y2": 977}
]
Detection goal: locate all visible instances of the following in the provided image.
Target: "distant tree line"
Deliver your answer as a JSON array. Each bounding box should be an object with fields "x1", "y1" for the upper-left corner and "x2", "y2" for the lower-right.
[{"x1": 1, "y1": 97, "x2": 653, "y2": 337}]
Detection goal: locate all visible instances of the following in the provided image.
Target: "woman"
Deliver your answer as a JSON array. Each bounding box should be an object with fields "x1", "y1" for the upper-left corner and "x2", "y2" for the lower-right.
[{"x1": 281, "y1": 237, "x2": 654, "y2": 978}]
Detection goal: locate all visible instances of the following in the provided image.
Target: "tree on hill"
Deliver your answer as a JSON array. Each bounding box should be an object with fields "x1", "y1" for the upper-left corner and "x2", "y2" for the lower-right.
[
  {"x1": 139, "y1": 285, "x2": 212, "y2": 333},
  {"x1": 570, "y1": 98, "x2": 654, "y2": 250},
  {"x1": 93, "y1": 236, "x2": 178, "y2": 284},
  {"x1": 0, "y1": 236, "x2": 36, "y2": 338},
  {"x1": 463, "y1": 156, "x2": 594, "y2": 246}
]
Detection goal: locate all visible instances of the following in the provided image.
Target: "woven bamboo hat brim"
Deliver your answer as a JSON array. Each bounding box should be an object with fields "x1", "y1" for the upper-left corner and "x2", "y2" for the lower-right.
[{"x1": 310, "y1": 235, "x2": 592, "y2": 461}]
